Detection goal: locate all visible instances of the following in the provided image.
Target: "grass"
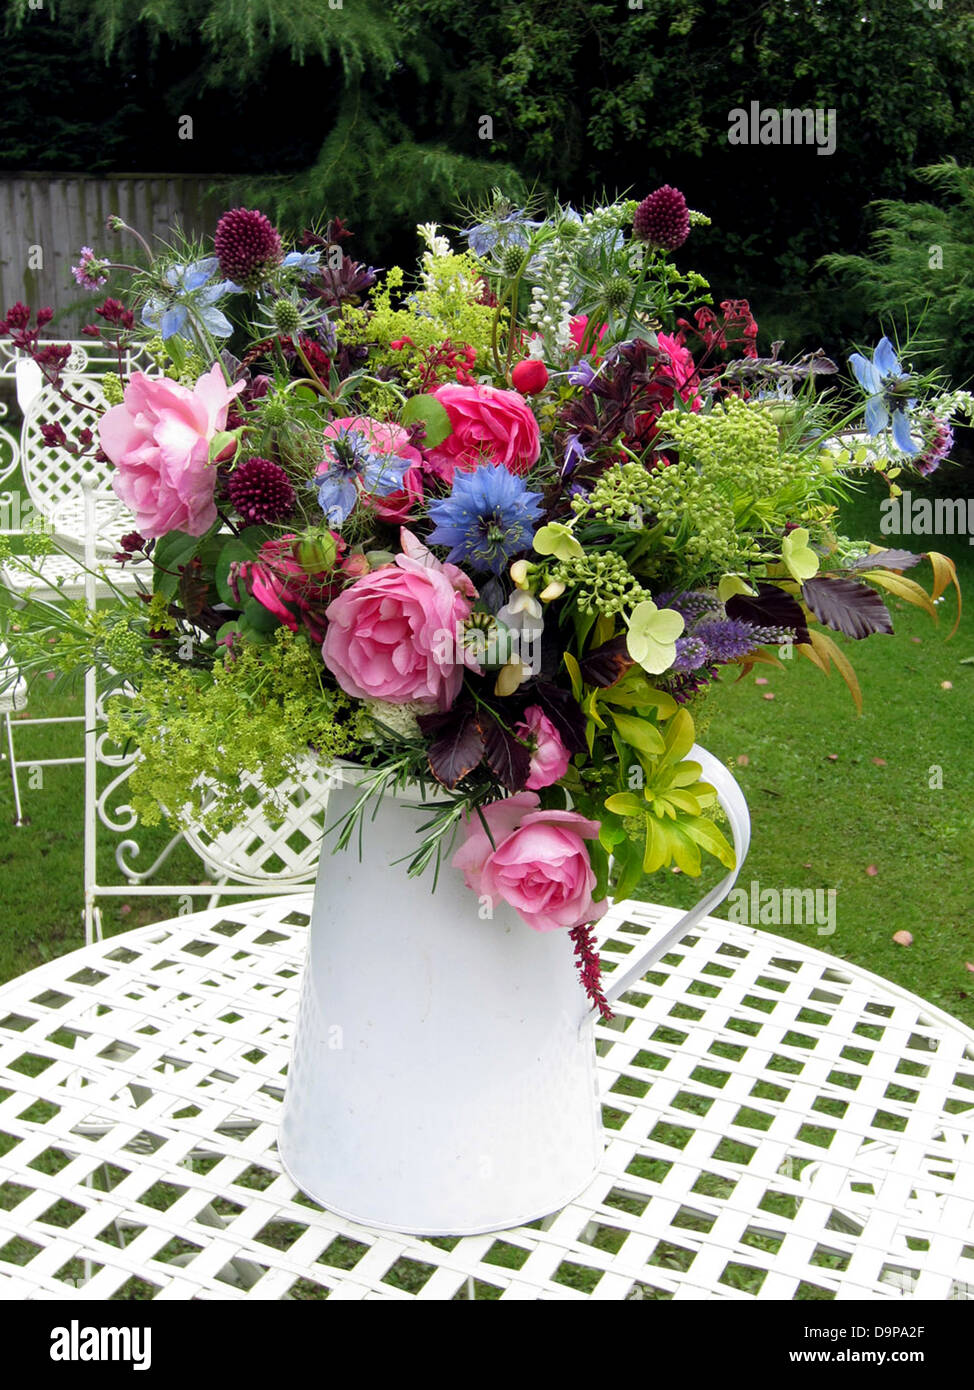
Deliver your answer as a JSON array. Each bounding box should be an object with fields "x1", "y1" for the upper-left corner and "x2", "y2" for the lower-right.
[{"x1": 0, "y1": 478, "x2": 972, "y2": 1031}]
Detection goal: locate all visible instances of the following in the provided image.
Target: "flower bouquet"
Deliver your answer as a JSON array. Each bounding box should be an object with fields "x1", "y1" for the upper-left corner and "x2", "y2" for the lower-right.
[{"x1": 2, "y1": 192, "x2": 968, "y2": 1001}]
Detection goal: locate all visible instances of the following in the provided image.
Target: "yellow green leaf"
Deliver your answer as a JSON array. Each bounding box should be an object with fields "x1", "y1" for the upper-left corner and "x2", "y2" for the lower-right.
[
  {"x1": 683, "y1": 817, "x2": 736, "y2": 870},
  {"x1": 925, "y1": 551, "x2": 962, "y2": 639},
  {"x1": 864, "y1": 569, "x2": 937, "y2": 620},
  {"x1": 604, "y1": 792, "x2": 644, "y2": 817},
  {"x1": 562, "y1": 650, "x2": 583, "y2": 701},
  {"x1": 610, "y1": 710, "x2": 666, "y2": 756}
]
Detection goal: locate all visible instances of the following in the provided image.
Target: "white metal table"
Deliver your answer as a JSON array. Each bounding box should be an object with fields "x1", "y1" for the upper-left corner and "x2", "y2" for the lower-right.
[{"x1": 1, "y1": 895, "x2": 972, "y2": 1301}]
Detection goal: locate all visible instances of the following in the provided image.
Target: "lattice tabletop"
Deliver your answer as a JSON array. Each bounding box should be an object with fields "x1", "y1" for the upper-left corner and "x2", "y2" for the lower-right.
[{"x1": 1, "y1": 896, "x2": 972, "y2": 1301}]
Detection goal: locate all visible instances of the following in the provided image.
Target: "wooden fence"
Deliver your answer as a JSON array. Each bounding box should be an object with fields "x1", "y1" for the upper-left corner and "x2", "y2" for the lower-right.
[{"x1": 0, "y1": 174, "x2": 229, "y2": 337}]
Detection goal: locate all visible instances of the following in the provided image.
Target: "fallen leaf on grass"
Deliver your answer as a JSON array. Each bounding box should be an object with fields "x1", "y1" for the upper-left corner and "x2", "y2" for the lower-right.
[
  {"x1": 941, "y1": 680, "x2": 953, "y2": 690},
  {"x1": 865, "y1": 864, "x2": 878, "y2": 877},
  {"x1": 892, "y1": 931, "x2": 913, "y2": 947},
  {"x1": 754, "y1": 676, "x2": 769, "y2": 686},
  {"x1": 763, "y1": 692, "x2": 775, "y2": 700},
  {"x1": 826, "y1": 753, "x2": 839, "y2": 762},
  {"x1": 872, "y1": 757, "x2": 887, "y2": 766},
  {"x1": 736, "y1": 754, "x2": 750, "y2": 766}
]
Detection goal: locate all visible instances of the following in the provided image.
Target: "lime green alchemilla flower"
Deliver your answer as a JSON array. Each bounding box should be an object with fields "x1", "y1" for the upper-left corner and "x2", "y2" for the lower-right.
[
  {"x1": 533, "y1": 522, "x2": 583, "y2": 561},
  {"x1": 625, "y1": 600, "x2": 685, "y2": 675},
  {"x1": 781, "y1": 527, "x2": 820, "y2": 583}
]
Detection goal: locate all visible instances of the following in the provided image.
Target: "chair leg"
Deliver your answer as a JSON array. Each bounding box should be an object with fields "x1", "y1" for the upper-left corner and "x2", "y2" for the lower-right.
[{"x1": 3, "y1": 710, "x2": 25, "y2": 826}]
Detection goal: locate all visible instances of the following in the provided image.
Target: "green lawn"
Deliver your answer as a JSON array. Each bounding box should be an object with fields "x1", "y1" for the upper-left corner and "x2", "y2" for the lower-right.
[{"x1": 1, "y1": 479, "x2": 972, "y2": 1026}]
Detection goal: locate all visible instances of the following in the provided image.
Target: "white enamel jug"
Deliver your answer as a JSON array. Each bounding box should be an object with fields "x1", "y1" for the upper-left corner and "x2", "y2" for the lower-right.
[{"x1": 277, "y1": 747, "x2": 749, "y2": 1235}]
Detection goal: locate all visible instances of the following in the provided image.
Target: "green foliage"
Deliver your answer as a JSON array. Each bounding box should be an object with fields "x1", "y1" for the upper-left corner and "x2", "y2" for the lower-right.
[{"x1": 818, "y1": 162, "x2": 974, "y2": 385}]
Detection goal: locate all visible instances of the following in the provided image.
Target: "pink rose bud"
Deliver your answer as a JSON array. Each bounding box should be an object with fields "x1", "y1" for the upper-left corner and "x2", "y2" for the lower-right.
[{"x1": 514, "y1": 705, "x2": 571, "y2": 790}]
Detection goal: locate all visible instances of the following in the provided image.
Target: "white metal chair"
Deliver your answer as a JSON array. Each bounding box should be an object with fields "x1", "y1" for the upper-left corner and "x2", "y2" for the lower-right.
[{"x1": 1, "y1": 376, "x2": 150, "y2": 600}]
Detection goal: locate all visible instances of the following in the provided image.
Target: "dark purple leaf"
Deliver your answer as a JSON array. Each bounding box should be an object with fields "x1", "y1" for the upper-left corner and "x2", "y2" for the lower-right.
[
  {"x1": 849, "y1": 549, "x2": 923, "y2": 572},
  {"x1": 801, "y1": 576, "x2": 894, "y2": 639},
  {"x1": 178, "y1": 558, "x2": 210, "y2": 619},
  {"x1": 528, "y1": 680, "x2": 588, "y2": 754},
  {"x1": 579, "y1": 635, "x2": 632, "y2": 688},
  {"x1": 725, "y1": 583, "x2": 810, "y2": 644},
  {"x1": 478, "y1": 712, "x2": 532, "y2": 791},
  {"x1": 422, "y1": 707, "x2": 485, "y2": 787}
]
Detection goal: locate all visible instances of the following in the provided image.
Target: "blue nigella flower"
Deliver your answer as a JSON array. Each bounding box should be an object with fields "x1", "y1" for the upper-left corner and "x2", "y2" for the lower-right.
[
  {"x1": 281, "y1": 250, "x2": 321, "y2": 274},
  {"x1": 311, "y1": 422, "x2": 410, "y2": 525},
  {"x1": 849, "y1": 337, "x2": 919, "y2": 456},
  {"x1": 426, "y1": 463, "x2": 543, "y2": 576},
  {"x1": 142, "y1": 257, "x2": 240, "y2": 341},
  {"x1": 463, "y1": 209, "x2": 542, "y2": 258}
]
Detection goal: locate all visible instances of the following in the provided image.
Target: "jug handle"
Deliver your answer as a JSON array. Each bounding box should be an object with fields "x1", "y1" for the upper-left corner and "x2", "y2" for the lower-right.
[{"x1": 581, "y1": 745, "x2": 750, "y2": 1028}]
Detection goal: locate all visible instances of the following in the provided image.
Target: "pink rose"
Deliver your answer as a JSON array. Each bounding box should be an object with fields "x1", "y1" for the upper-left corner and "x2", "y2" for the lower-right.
[
  {"x1": 515, "y1": 705, "x2": 572, "y2": 790},
  {"x1": 99, "y1": 363, "x2": 243, "y2": 538},
  {"x1": 452, "y1": 792, "x2": 607, "y2": 933},
  {"x1": 424, "y1": 383, "x2": 541, "y2": 481},
  {"x1": 322, "y1": 546, "x2": 476, "y2": 709}
]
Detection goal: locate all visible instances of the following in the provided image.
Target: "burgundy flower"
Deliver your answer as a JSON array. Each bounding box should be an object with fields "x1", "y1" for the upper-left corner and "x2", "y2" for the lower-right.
[
  {"x1": 95, "y1": 298, "x2": 135, "y2": 330},
  {"x1": 214, "y1": 208, "x2": 283, "y2": 290},
  {"x1": 40, "y1": 422, "x2": 68, "y2": 448},
  {"x1": 226, "y1": 457, "x2": 296, "y2": 525},
  {"x1": 633, "y1": 185, "x2": 690, "y2": 251}
]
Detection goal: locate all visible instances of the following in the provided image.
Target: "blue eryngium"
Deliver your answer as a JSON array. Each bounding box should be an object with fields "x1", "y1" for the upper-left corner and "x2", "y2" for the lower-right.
[
  {"x1": 426, "y1": 463, "x2": 543, "y2": 576},
  {"x1": 849, "y1": 336, "x2": 919, "y2": 456}
]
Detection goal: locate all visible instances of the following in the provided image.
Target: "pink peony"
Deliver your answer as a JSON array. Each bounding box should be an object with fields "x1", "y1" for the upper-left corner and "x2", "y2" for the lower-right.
[
  {"x1": 322, "y1": 542, "x2": 476, "y2": 709},
  {"x1": 424, "y1": 383, "x2": 541, "y2": 481},
  {"x1": 656, "y1": 332, "x2": 701, "y2": 411},
  {"x1": 99, "y1": 363, "x2": 243, "y2": 538},
  {"x1": 515, "y1": 705, "x2": 572, "y2": 790},
  {"x1": 452, "y1": 792, "x2": 607, "y2": 933}
]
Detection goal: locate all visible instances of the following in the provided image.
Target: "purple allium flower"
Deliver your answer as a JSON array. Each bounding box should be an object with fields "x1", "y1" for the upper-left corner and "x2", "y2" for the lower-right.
[
  {"x1": 226, "y1": 457, "x2": 297, "y2": 525},
  {"x1": 214, "y1": 208, "x2": 283, "y2": 290},
  {"x1": 633, "y1": 186, "x2": 690, "y2": 251}
]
